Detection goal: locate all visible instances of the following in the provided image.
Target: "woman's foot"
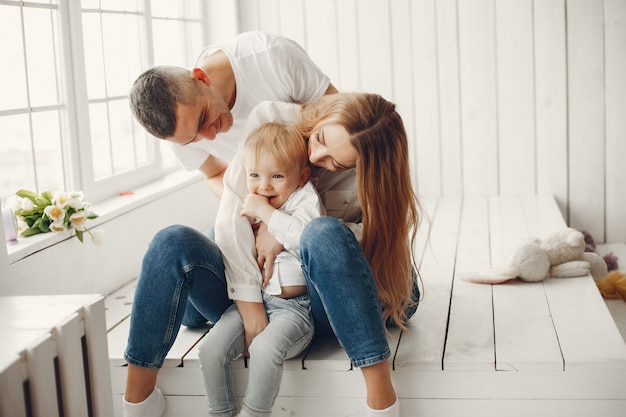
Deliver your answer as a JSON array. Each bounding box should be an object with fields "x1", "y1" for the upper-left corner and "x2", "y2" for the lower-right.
[{"x1": 123, "y1": 387, "x2": 165, "y2": 417}]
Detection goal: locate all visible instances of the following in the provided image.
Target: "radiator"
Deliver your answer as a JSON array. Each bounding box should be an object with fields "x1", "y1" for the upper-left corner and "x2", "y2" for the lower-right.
[{"x1": 0, "y1": 295, "x2": 113, "y2": 417}]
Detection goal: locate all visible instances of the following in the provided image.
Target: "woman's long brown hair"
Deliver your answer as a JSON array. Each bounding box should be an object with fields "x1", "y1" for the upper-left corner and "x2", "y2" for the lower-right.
[{"x1": 298, "y1": 92, "x2": 421, "y2": 329}]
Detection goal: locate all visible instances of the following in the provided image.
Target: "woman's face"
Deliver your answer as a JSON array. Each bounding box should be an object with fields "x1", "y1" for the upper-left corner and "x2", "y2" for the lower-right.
[{"x1": 308, "y1": 124, "x2": 358, "y2": 171}]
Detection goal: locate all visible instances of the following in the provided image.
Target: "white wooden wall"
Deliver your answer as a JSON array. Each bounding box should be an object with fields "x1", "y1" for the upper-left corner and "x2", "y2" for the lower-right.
[{"x1": 211, "y1": 0, "x2": 626, "y2": 243}]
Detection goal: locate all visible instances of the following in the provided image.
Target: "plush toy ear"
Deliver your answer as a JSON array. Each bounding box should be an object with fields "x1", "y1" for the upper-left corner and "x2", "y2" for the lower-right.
[{"x1": 459, "y1": 267, "x2": 519, "y2": 284}]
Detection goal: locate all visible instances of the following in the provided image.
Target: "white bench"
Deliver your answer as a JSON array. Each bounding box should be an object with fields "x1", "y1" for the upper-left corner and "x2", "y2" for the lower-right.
[
  {"x1": 105, "y1": 195, "x2": 626, "y2": 417},
  {"x1": 0, "y1": 294, "x2": 113, "y2": 417}
]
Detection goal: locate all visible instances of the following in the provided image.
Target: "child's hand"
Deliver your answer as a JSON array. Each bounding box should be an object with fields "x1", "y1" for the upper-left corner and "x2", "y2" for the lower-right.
[{"x1": 240, "y1": 193, "x2": 270, "y2": 218}]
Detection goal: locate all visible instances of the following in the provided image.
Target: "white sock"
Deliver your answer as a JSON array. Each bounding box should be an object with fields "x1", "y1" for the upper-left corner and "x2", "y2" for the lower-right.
[
  {"x1": 365, "y1": 397, "x2": 399, "y2": 417},
  {"x1": 123, "y1": 387, "x2": 165, "y2": 417}
]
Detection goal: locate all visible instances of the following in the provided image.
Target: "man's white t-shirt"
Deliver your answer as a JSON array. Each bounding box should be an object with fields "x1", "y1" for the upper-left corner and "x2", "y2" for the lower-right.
[{"x1": 169, "y1": 31, "x2": 331, "y2": 169}]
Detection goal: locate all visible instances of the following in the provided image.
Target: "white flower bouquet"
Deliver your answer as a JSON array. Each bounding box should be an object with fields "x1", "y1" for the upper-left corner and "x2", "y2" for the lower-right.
[{"x1": 11, "y1": 189, "x2": 99, "y2": 243}]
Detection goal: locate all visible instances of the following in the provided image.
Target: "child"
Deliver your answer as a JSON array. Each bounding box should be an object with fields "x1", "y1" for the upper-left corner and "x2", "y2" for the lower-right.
[{"x1": 198, "y1": 122, "x2": 323, "y2": 417}]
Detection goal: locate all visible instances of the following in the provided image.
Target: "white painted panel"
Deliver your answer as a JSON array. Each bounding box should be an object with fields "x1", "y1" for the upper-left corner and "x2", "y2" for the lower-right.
[
  {"x1": 533, "y1": 0, "x2": 568, "y2": 216},
  {"x1": 396, "y1": 198, "x2": 462, "y2": 370},
  {"x1": 334, "y1": 0, "x2": 361, "y2": 92},
  {"x1": 238, "y1": 0, "x2": 259, "y2": 32},
  {"x1": 457, "y1": 0, "x2": 499, "y2": 195},
  {"x1": 495, "y1": 0, "x2": 536, "y2": 195},
  {"x1": 436, "y1": 0, "x2": 463, "y2": 197},
  {"x1": 25, "y1": 335, "x2": 60, "y2": 417},
  {"x1": 604, "y1": 0, "x2": 626, "y2": 243},
  {"x1": 412, "y1": 0, "x2": 443, "y2": 197},
  {"x1": 53, "y1": 314, "x2": 90, "y2": 417},
  {"x1": 356, "y1": 0, "x2": 393, "y2": 98},
  {"x1": 0, "y1": 355, "x2": 27, "y2": 417},
  {"x1": 303, "y1": 0, "x2": 339, "y2": 84},
  {"x1": 256, "y1": 0, "x2": 280, "y2": 33},
  {"x1": 277, "y1": 0, "x2": 306, "y2": 48},
  {"x1": 389, "y1": 0, "x2": 417, "y2": 189},
  {"x1": 567, "y1": 0, "x2": 606, "y2": 241},
  {"x1": 444, "y1": 197, "x2": 495, "y2": 371}
]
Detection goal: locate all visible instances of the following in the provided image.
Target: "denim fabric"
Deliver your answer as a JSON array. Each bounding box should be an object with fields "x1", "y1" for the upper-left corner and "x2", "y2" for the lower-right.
[
  {"x1": 124, "y1": 225, "x2": 233, "y2": 369},
  {"x1": 198, "y1": 293, "x2": 314, "y2": 417},
  {"x1": 300, "y1": 217, "x2": 420, "y2": 368}
]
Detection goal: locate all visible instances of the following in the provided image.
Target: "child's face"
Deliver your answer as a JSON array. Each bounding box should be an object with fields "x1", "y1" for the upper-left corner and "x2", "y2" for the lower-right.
[{"x1": 245, "y1": 151, "x2": 308, "y2": 209}]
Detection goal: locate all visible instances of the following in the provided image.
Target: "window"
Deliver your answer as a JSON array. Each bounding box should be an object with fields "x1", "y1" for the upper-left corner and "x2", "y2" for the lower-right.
[{"x1": 0, "y1": 0, "x2": 207, "y2": 204}]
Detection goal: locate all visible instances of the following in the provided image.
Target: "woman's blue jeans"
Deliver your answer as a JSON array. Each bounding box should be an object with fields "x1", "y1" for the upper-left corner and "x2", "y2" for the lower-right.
[
  {"x1": 300, "y1": 217, "x2": 420, "y2": 368},
  {"x1": 125, "y1": 225, "x2": 232, "y2": 369},
  {"x1": 125, "y1": 218, "x2": 420, "y2": 370}
]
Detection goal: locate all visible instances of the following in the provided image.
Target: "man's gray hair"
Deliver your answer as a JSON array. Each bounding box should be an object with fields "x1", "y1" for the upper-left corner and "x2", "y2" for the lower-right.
[{"x1": 129, "y1": 66, "x2": 197, "y2": 139}]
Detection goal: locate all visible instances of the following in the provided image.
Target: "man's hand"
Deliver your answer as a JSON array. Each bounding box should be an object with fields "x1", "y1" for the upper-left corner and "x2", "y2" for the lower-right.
[
  {"x1": 253, "y1": 222, "x2": 283, "y2": 285},
  {"x1": 235, "y1": 301, "x2": 268, "y2": 356}
]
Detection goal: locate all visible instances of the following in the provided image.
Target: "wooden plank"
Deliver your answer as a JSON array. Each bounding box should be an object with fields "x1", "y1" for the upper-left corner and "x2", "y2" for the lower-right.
[
  {"x1": 104, "y1": 279, "x2": 136, "y2": 331},
  {"x1": 396, "y1": 197, "x2": 462, "y2": 370},
  {"x1": 566, "y1": 0, "x2": 606, "y2": 240},
  {"x1": 334, "y1": 0, "x2": 360, "y2": 92},
  {"x1": 302, "y1": 0, "x2": 339, "y2": 83},
  {"x1": 25, "y1": 334, "x2": 59, "y2": 417},
  {"x1": 543, "y1": 276, "x2": 626, "y2": 371},
  {"x1": 604, "y1": 0, "x2": 626, "y2": 243},
  {"x1": 495, "y1": 0, "x2": 536, "y2": 195},
  {"x1": 596, "y1": 242, "x2": 626, "y2": 342},
  {"x1": 411, "y1": 0, "x2": 442, "y2": 197},
  {"x1": 52, "y1": 313, "x2": 89, "y2": 417},
  {"x1": 111, "y1": 394, "x2": 626, "y2": 417},
  {"x1": 0, "y1": 355, "x2": 28, "y2": 417},
  {"x1": 436, "y1": 0, "x2": 463, "y2": 196},
  {"x1": 277, "y1": 0, "x2": 306, "y2": 48},
  {"x1": 533, "y1": 0, "x2": 568, "y2": 213},
  {"x1": 390, "y1": 0, "x2": 417, "y2": 188},
  {"x1": 489, "y1": 196, "x2": 563, "y2": 371},
  {"x1": 107, "y1": 317, "x2": 210, "y2": 368},
  {"x1": 444, "y1": 197, "x2": 495, "y2": 371},
  {"x1": 81, "y1": 297, "x2": 114, "y2": 417},
  {"x1": 356, "y1": 0, "x2": 393, "y2": 98},
  {"x1": 457, "y1": 0, "x2": 498, "y2": 195}
]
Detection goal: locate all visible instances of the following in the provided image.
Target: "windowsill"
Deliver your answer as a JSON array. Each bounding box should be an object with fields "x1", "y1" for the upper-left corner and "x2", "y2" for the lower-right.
[{"x1": 6, "y1": 169, "x2": 204, "y2": 264}]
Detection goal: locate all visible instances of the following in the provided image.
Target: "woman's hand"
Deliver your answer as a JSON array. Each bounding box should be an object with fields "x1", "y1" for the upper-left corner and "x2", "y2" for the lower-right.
[
  {"x1": 253, "y1": 222, "x2": 284, "y2": 285},
  {"x1": 235, "y1": 300, "x2": 269, "y2": 356}
]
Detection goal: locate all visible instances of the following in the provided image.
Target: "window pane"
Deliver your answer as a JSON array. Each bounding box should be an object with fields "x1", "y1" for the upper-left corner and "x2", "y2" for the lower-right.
[
  {"x1": 0, "y1": 6, "x2": 28, "y2": 111},
  {"x1": 24, "y1": 7, "x2": 60, "y2": 107},
  {"x1": 0, "y1": 114, "x2": 36, "y2": 201},
  {"x1": 152, "y1": 19, "x2": 184, "y2": 66},
  {"x1": 89, "y1": 102, "x2": 112, "y2": 179},
  {"x1": 82, "y1": 12, "x2": 106, "y2": 99},
  {"x1": 32, "y1": 111, "x2": 65, "y2": 192},
  {"x1": 102, "y1": 13, "x2": 132, "y2": 97},
  {"x1": 151, "y1": 0, "x2": 180, "y2": 18},
  {"x1": 109, "y1": 99, "x2": 136, "y2": 173}
]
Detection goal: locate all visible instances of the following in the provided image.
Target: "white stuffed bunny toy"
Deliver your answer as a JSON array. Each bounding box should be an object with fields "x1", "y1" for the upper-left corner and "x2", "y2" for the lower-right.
[{"x1": 462, "y1": 228, "x2": 607, "y2": 284}]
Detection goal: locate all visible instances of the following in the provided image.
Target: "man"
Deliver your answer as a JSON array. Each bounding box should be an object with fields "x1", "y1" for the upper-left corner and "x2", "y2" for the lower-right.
[{"x1": 129, "y1": 31, "x2": 337, "y2": 197}]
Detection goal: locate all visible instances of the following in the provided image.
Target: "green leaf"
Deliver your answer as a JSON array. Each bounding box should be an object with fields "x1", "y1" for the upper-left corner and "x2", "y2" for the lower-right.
[
  {"x1": 38, "y1": 219, "x2": 51, "y2": 233},
  {"x1": 76, "y1": 229, "x2": 84, "y2": 242},
  {"x1": 20, "y1": 227, "x2": 44, "y2": 237}
]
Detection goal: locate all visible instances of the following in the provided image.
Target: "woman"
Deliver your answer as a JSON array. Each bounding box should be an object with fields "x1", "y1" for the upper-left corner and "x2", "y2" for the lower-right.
[{"x1": 123, "y1": 93, "x2": 421, "y2": 417}]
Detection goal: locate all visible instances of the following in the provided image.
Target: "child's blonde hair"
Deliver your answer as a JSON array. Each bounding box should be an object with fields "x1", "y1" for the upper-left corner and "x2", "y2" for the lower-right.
[{"x1": 243, "y1": 122, "x2": 308, "y2": 172}]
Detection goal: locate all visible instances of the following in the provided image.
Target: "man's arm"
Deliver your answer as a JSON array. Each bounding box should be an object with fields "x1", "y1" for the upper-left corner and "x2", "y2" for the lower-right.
[{"x1": 198, "y1": 154, "x2": 229, "y2": 198}]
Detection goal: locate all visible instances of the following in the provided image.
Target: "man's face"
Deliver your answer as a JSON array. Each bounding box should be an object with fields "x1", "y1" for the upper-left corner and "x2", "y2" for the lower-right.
[{"x1": 167, "y1": 81, "x2": 233, "y2": 145}]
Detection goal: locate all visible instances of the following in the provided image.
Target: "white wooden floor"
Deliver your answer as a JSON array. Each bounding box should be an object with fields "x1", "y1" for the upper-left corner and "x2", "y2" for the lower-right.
[{"x1": 105, "y1": 195, "x2": 626, "y2": 417}]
